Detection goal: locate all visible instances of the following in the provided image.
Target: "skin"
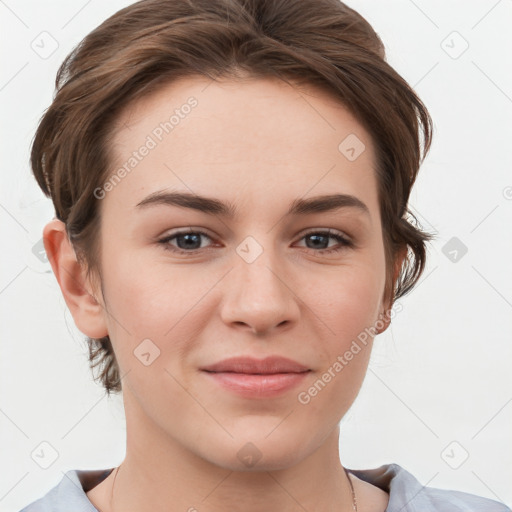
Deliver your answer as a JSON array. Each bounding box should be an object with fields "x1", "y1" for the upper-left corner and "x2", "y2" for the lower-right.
[{"x1": 44, "y1": 75, "x2": 404, "y2": 512}]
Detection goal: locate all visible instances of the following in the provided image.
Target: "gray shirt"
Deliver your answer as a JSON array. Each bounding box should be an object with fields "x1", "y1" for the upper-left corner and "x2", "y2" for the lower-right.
[{"x1": 19, "y1": 463, "x2": 511, "y2": 511}]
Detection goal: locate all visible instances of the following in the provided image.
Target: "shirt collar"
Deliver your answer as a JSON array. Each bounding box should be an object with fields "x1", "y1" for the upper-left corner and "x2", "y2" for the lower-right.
[
  {"x1": 349, "y1": 463, "x2": 434, "y2": 511},
  {"x1": 53, "y1": 463, "x2": 429, "y2": 512}
]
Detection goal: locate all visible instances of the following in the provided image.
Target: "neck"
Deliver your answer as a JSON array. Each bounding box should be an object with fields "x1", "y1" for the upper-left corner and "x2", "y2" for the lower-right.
[{"x1": 97, "y1": 390, "x2": 356, "y2": 512}]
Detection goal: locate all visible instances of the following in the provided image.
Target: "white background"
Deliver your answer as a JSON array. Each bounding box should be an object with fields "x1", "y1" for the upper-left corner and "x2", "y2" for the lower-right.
[{"x1": 1, "y1": 0, "x2": 511, "y2": 510}]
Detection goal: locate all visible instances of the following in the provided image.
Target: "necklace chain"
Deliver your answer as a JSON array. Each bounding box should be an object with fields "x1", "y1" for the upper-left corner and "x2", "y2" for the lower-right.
[
  {"x1": 343, "y1": 466, "x2": 358, "y2": 511},
  {"x1": 110, "y1": 465, "x2": 357, "y2": 512}
]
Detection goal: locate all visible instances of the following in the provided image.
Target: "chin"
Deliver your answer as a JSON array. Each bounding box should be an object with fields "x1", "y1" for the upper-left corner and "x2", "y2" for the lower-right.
[
  {"x1": 200, "y1": 428, "x2": 309, "y2": 473},
  {"x1": 214, "y1": 451, "x2": 304, "y2": 473}
]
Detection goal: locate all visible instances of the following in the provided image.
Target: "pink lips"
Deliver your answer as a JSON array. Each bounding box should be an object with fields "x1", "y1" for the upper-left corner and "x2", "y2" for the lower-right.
[
  {"x1": 200, "y1": 355, "x2": 310, "y2": 374},
  {"x1": 200, "y1": 356, "x2": 311, "y2": 398}
]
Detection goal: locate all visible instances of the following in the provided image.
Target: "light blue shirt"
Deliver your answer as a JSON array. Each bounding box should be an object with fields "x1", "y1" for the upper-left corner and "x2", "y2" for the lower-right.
[{"x1": 19, "y1": 463, "x2": 511, "y2": 511}]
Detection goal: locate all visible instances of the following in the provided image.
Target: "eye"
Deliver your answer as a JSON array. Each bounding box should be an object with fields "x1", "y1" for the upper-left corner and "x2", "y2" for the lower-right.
[
  {"x1": 158, "y1": 228, "x2": 214, "y2": 254},
  {"x1": 157, "y1": 228, "x2": 353, "y2": 255},
  {"x1": 295, "y1": 229, "x2": 353, "y2": 254}
]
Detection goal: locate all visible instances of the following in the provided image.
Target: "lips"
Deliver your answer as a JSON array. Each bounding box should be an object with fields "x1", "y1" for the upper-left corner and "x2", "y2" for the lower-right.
[
  {"x1": 200, "y1": 356, "x2": 311, "y2": 398},
  {"x1": 200, "y1": 355, "x2": 310, "y2": 374}
]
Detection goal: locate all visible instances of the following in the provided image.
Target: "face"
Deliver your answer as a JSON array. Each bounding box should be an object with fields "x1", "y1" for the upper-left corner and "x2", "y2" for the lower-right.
[{"x1": 90, "y1": 75, "x2": 391, "y2": 471}]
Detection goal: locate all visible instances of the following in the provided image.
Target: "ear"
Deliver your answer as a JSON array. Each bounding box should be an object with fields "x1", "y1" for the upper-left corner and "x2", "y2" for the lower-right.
[
  {"x1": 376, "y1": 245, "x2": 408, "y2": 335},
  {"x1": 43, "y1": 218, "x2": 108, "y2": 339}
]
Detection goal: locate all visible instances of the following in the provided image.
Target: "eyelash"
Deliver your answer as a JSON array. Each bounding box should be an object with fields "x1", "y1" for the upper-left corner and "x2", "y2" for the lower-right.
[{"x1": 157, "y1": 228, "x2": 353, "y2": 256}]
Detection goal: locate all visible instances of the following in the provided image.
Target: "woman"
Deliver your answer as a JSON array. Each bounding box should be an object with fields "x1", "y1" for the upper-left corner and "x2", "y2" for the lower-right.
[{"x1": 19, "y1": 0, "x2": 510, "y2": 510}]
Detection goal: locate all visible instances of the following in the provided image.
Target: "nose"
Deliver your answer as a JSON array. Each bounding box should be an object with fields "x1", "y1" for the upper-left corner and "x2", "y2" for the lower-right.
[{"x1": 219, "y1": 244, "x2": 300, "y2": 336}]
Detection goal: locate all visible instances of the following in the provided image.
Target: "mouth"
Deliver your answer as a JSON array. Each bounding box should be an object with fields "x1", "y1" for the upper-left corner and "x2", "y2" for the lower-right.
[
  {"x1": 199, "y1": 356, "x2": 311, "y2": 398},
  {"x1": 202, "y1": 371, "x2": 311, "y2": 398},
  {"x1": 200, "y1": 355, "x2": 310, "y2": 374},
  {"x1": 202, "y1": 369, "x2": 311, "y2": 375}
]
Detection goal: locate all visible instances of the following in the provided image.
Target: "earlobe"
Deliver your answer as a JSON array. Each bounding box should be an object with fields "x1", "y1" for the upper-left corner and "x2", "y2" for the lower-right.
[
  {"x1": 376, "y1": 246, "x2": 408, "y2": 335},
  {"x1": 43, "y1": 218, "x2": 108, "y2": 339}
]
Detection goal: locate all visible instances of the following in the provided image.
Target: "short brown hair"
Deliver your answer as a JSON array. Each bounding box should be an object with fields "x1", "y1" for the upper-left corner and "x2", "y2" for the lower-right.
[{"x1": 31, "y1": 0, "x2": 435, "y2": 395}]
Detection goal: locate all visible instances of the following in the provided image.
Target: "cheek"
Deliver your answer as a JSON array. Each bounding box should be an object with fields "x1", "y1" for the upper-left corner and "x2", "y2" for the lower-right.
[
  {"x1": 301, "y1": 266, "x2": 382, "y2": 404},
  {"x1": 309, "y1": 264, "x2": 383, "y2": 340},
  {"x1": 99, "y1": 249, "x2": 217, "y2": 367},
  {"x1": 101, "y1": 246, "x2": 203, "y2": 327},
  {"x1": 300, "y1": 273, "x2": 379, "y2": 412}
]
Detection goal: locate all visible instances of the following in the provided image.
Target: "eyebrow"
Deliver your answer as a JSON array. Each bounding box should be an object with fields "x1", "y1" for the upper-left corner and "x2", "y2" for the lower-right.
[{"x1": 135, "y1": 190, "x2": 370, "y2": 218}]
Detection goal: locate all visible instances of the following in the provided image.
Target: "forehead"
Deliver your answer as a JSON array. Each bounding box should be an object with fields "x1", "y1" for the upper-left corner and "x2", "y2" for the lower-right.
[
  {"x1": 104, "y1": 75, "x2": 379, "y2": 218},
  {"x1": 111, "y1": 74, "x2": 372, "y2": 151}
]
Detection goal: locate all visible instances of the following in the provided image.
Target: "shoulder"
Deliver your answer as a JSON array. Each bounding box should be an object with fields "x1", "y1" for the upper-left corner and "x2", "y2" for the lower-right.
[
  {"x1": 349, "y1": 463, "x2": 511, "y2": 512},
  {"x1": 421, "y1": 485, "x2": 511, "y2": 512},
  {"x1": 18, "y1": 468, "x2": 112, "y2": 512}
]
